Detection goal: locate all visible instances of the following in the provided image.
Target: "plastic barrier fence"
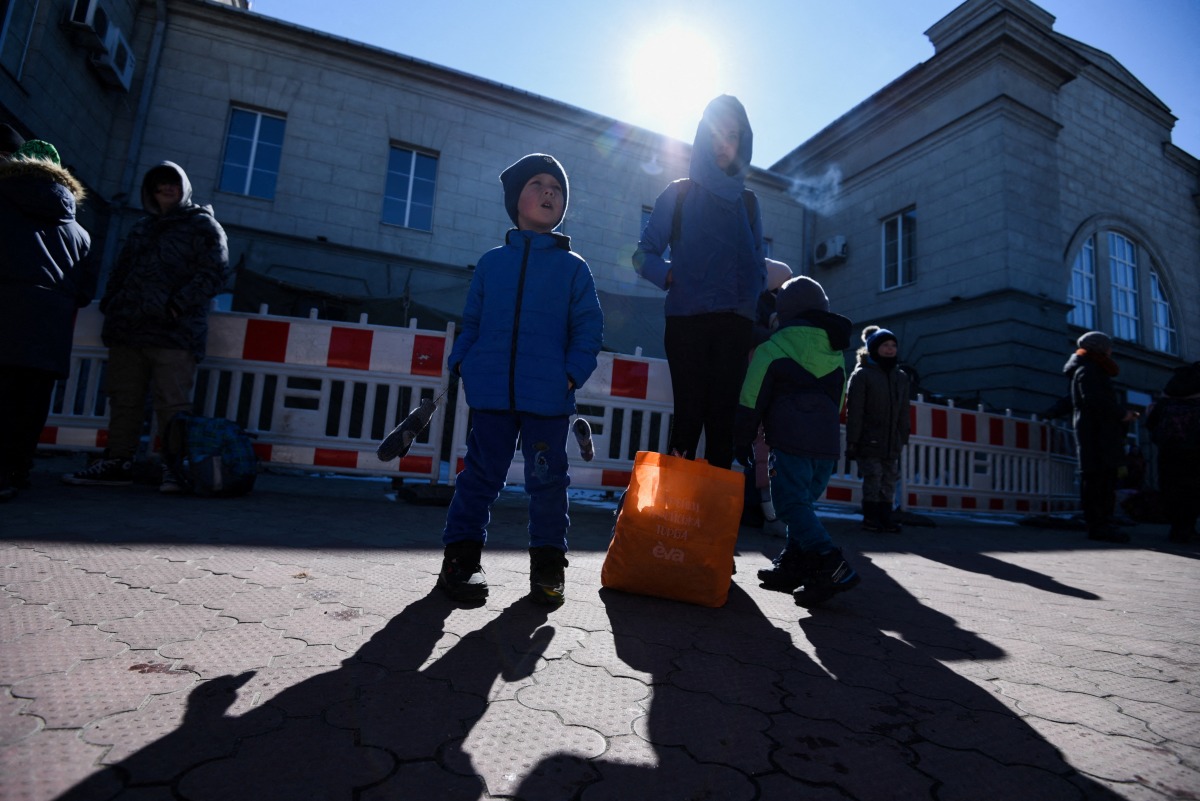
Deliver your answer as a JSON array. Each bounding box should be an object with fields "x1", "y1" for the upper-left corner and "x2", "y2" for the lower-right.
[
  {"x1": 42, "y1": 304, "x2": 454, "y2": 482},
  {"x1": 45, "y1": 307, "x2": 1078, "y2": 512}
]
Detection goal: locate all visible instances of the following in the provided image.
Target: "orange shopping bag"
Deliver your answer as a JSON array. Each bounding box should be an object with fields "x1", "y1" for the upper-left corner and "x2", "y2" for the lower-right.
[{"x1": 601, "y1": 451, "x2": 744, "y2": 607}]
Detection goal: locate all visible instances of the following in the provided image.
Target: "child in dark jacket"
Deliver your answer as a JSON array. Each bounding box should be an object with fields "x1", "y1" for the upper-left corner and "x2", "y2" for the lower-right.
[
  {"x1": 733, "y1": 276, "x2": 859, "y2": 607},
  {"x1": 440, "y1": 153, "x2": 604, "y2": 604},
  {"x1": 845, "y1": 326, "x2": 911, "y2": 532}
]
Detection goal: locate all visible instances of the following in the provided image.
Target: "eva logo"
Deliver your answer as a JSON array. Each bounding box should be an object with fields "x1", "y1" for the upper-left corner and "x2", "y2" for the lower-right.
[{"x1": 652, "y1": 542, "x2": 685, "y2": 563}]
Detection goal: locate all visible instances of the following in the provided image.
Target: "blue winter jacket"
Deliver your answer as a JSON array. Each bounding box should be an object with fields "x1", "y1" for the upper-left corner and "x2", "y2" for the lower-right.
[
  {"x1": 634, "y1": 95, "x2": 765, "y2": 320},
  {"x1": 449, "y1": 229, "x2": 604, "y2": 416}
]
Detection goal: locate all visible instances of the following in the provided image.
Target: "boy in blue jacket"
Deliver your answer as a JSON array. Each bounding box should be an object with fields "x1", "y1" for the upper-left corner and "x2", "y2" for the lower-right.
[
  {"x1": 440, "y1": 154, "x2": 604, "y2": 604},
  {"x1": 733, "y1": 276, "x2": 860, "y2": 607}
]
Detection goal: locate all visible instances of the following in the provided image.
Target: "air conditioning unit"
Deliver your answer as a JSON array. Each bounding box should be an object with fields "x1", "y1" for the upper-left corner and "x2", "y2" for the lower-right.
[
  {"x1": 814, "y1": 235, "x2": 848, "y2": 266},
  {"x1": 63, "y1": 0, "x2": 111, "y2": 51},
  {"x1": 90, "y1": 25, "x2": 135, "y2": 91}
]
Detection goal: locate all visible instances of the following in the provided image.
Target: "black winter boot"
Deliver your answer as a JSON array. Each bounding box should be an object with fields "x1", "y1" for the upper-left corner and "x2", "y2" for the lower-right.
[
  {"x1": 439, "y1": 541, "x2": 488, "y2": 601},
  {"x1": 793, "y1": 548, "x2": 860, "y2": 608},
  {"x1": 879, "y1": 504, "x2": 902, "y2": 533},
  {"x1": 529, "y1": 546, "x2": 568, "y2": 605},
  {"x1": 861, "y1": 501, "x2": 884, "y2": 532},
  {"x1": 757, "y1": 548, "x2": 807, "y2": 591}
]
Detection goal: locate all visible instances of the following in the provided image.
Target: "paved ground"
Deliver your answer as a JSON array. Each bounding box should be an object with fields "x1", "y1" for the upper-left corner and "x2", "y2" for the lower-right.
[{"x1": 1, "y1": 453, "x2": 1197, "y2": 801}]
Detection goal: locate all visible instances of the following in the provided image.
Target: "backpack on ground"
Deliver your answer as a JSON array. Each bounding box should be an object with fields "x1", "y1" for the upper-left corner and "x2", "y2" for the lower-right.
[{"x1": 163, "y1": 413, "x2": 259, "y2": 497}]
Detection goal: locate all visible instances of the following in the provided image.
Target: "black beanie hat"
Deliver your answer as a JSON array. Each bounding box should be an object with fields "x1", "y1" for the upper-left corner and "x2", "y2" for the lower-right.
[
  {"x1": 775, "y1": 275, "x2": 829, "y2": 323},
  {"x1": 500, "y1": 153, "x2": 569, "y2": 228},
  {"x1": 1, "y1": 123, "x2": 25, "y2": 154},
  {"x1": 866, "y1": 327, "x2": 898, "y2": 359}
]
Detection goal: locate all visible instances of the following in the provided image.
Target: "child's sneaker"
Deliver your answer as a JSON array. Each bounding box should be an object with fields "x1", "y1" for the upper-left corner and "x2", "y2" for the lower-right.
[
  {"x1": 572, "y1": 417, "x2": 594, "y2": 462},
  {"x1": 528, "y1": 545, "x2": 568, "y2": 605},
  {"x1": 160, "y1": 464, "x2": 185, "y2": 494},
  {"x1": 756, "y1": 548, "x2": 807, "y2": 591},
  {"x1": 438, "y1": 541, "x2": 488, "y2": 601},
  {"x1": 793, "y1": 548, "x2": 860, "y2": 608},
  {"x1": 62, "y1": 458, "x2": 134, "y2": 487}
]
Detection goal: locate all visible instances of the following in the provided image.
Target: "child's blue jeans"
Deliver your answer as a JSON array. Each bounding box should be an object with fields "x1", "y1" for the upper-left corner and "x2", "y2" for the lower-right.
[
  {"x1": 443, "y1": 410, "x2": 571, "y2": 551},
  {"x1": 771, "y1": 451, "x2": 836, "y2": 554}
]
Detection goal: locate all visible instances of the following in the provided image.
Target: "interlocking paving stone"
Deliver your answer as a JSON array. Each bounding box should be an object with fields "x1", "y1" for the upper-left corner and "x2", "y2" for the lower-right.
[
  {"x1": 157, "y1": 623, "x2": 307, "y2": 677},
  {"x1": 0, "y1": 602, "x2": 69, "y2": 641},
  {"x1": 51, "y1": 586, "x2": 176, "y2": 626},
  {"x1": 11, "y1": 651, "x2": 193, "y2": 728},
  {"x1": 0, "y1": 691, "x2": 39, "y2": 745},
  {"x1": 0, "y1": 626, "x2": 124, "y2": 684},
  {"x1": 96, "y1": 603, "x2": 237, "y2": 649},
  {"x1": 3, "y1": 457, "x2": 1198, "y2": 800},
  {"x1": 516, "y1": 658, "x2": 647, "y2": 735},
  {"x1": 176, "y1": 716, "x2": 393, "y2": 801}
]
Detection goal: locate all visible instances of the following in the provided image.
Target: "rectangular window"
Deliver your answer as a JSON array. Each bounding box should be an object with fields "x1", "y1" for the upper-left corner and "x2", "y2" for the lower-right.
[
  {"x1": 882, "y1": 208, "x2": 916, "y2": 289},
  {"x1": 382, "y1": 146, "x2": 437, "y2": 230},
  {"x1": 1067, "y1": 236, "x2": 1096, "y2": 329},
  {"x1": 1108, "y1": 232, "x2": 1138, "y2": 342},
  {"x1": 763, "y1": 237, "x2": 774, "y2": 258},
  {"x1": 219, "y1": 108, "x2": 286, "y2": 200},
  {"x1": 1150, "y1": 271, "x2": 1178, "y2": 355},
  {"x1": 0, "y1": 0, "x2": 38, "y2": 79}
]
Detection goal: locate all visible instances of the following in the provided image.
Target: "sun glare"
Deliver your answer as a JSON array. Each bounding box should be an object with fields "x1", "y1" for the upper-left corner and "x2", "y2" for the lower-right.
[{"x1": 626, "y1": 24, "x2": 723, "y2": 143}]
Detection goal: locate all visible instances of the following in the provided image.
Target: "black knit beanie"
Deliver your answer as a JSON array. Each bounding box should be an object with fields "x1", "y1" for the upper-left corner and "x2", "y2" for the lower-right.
[
  {"x1": 866, "y1": 328, "x2": 898, "y2": 360},
  {"x1": 774, "y1": 276, "x2": 829, "y2": 324},
  {"x1": 499, "y1": 153, "x2": 569, "y2": 228}
]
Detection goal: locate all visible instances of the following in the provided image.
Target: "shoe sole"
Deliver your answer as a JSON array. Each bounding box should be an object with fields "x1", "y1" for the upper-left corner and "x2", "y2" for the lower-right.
[
  {"x1": 437, "y1": 575, "x2": 488, "y2": 601},
  {"x1": 61, "y1": 477, "x2": 133, "y2": 486},
  {"x1": 794, "y1": 574, "x2": 860, "y2": 608},
  {"x1": 528, "y1": 585, "x2": 565, "y2": 605}
]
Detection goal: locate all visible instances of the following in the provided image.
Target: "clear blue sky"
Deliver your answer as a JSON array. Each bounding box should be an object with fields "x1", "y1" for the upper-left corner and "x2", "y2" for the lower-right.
[{"x1": 248, "y1": 0, "x2": 1200, "y2": 168}]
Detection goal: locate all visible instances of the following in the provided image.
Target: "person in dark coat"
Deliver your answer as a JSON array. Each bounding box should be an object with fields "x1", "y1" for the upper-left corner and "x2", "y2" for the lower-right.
[
  {"x1": 1065, "y1": 331, "x2": 1138, "y2": 543},
  {"x1": 845, "y1": 326, "x2": 911, "y2": 532},
  {"x1": 633, "y1": 95, "x2": 766, "y2": 469},
  {"x1": 1145, "y1": 362, "x2": 1200, "y2": 543},
  {"x1": 0, "y1": 140, "x2": 96, "y2": 500},
  {"x1": 62, "y1": 161, "x2": 230, "y2": 491}
]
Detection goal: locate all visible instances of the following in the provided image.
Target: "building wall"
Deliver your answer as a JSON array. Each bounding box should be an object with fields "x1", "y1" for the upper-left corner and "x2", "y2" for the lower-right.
[
  {"x1": 772, "y1": 0, "x2": 1199, "y2": 414},
  {"x1": 122, "y1": 0, "x2": 808, "y2": 356}
]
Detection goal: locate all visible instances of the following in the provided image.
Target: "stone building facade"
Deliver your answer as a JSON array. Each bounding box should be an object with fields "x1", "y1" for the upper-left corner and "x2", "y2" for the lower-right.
[
  {"x1": 3, "y1": 0, "x2": 1195, "y2": 414},
  {"x1": 771, "y1": 0, "x2": 1198, "y2": 414}
]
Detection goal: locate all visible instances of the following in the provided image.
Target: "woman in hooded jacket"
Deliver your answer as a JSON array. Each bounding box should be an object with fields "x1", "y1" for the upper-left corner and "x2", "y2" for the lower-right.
[
  {"x1": 633, "y1": 95, "x2": 766, "y2": 470},
  {"x1": 0, "y1": 140, "x2": 95, "y2": 500}
]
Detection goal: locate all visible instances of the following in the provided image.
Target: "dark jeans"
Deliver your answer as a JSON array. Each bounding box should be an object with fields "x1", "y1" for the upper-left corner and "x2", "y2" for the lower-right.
[
  {"x1": 1080, "y1": 468, "x2": 1117, "y2": 533},
  {"x1": 443, "y1": 411, "x2": 571, "y2": 551},
  {"x1": 664, "y1": 313, "x2": 753, "y2": 470},
  {"x1": 0, "y1": 366, "x2": 57, "y2": 481}
]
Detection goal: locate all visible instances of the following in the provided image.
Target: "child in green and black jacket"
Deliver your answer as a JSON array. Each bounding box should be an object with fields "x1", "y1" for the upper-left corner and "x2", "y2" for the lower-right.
[{"x1": 733, "y1": 276, "x2": 860, "y2": 607}]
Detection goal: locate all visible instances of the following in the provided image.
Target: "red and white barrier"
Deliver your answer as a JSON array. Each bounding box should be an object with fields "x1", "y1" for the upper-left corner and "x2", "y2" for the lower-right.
[
  {"x1": 43, "y1": 304, "x2": 454, "y2": 482},
  {"x1": 45, "y1": 306, "x2": 1079, "y2": 513}
]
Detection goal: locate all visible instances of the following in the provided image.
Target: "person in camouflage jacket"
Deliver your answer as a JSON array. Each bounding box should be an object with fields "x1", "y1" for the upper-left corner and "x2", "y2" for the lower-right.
[{"x1": 64, "y1": 161, "x2": 230, "y2": 490}]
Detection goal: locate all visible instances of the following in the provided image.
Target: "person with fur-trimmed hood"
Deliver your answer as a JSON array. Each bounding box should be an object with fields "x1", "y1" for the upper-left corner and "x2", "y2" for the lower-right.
[
  {"x1": 733, "y1": 275, "x2": 860, "y2": 607},
  {"x1": 845, "y1": 325, "x2": 911, "y2": 532},
  {"x1": 1065, "y1": 331, "x2": 1138, "y2": 543},
  {"x1": 63, "y1": 161, "x2": 230, "y2": 492},
  {"x1": 0, "y1": 140, "x2": 96, "y2": 500}
]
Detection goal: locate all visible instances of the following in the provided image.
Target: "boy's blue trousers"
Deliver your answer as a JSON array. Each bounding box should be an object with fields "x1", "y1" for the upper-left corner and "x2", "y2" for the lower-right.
[{"x1": 443, "y1": 410, "x2": 571, "y2": 551}]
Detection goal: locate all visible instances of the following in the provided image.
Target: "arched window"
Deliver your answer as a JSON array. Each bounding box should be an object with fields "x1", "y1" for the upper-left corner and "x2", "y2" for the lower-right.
[{"x1": 1064, "y1": 227, "x2": 1179, "y2": 356}]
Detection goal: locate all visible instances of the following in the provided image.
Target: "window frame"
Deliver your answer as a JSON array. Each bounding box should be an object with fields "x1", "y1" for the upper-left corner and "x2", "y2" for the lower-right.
[
  {"x1": 1064, "y1": 226, "x2": 1179, "y2": 356},
  {"x1": 218, "y1": 107, "x2": 287, "y2": 200},
  {"x1": 881, "y1": 207, "x2": 916, "y2": 290},
  {"x1": 381, "y1": 144, "x2": 438, "y2": 231},
  {"x1": 0, "y1": 0, "x2": 39, "y2": 80}
]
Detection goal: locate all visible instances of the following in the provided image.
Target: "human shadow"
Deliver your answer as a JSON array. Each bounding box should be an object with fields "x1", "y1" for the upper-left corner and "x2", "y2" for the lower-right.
[
  {"x1": 54, "y1": 590, "x2": 553, "y2": 800},
  {"x1": 509, "y1": 568, "x2": 1128, "y2": 800},
  {"x1": 913, "y1": 547, "x2": 1102, "y2": 600}
]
